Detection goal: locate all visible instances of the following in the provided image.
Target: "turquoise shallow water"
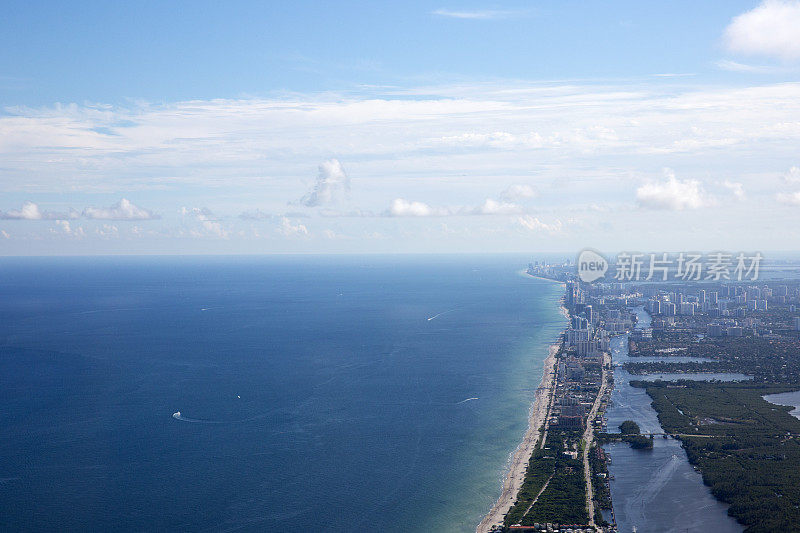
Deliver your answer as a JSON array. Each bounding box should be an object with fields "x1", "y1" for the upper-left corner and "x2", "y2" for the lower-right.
[{"x1": 0, "y1": 255, "x2": 565, "y2": 532}]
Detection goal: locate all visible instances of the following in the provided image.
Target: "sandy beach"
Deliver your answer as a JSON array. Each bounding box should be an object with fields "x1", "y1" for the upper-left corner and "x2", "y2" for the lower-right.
[{"x1": 476, "y1": 339, "x2": 561, "y2": 533}]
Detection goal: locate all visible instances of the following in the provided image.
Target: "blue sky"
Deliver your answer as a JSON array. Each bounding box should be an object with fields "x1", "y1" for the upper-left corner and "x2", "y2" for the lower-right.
[
  {"x1": 0, "y1": 1, "x2": 768, "y2": 103},
  {"x1": 1, "y1": 1, "x2": 800, "y2": 254}
]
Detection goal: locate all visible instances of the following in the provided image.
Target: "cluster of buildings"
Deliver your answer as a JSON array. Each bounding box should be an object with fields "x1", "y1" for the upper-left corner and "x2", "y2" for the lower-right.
[
  {"x1": 551, "y1": 283, "x2": 617, "y2": 432},
  {"x1": 508, "y1": 524, "x2": 598, "y2": 532},
  {"x1": 632, "y1": 283, "x2": 800, "y2": 338},
  {"x1": 643, "y1": 285, "x2": 793, "y2": 319}
]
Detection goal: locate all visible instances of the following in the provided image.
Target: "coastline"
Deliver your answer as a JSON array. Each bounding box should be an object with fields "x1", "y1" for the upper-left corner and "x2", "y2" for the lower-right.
[{"x1": 476, "y1": 300, "x2": 568, "y2": 533}]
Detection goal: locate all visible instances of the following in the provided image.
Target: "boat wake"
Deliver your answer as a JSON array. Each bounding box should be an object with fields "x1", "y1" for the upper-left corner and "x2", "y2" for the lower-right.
[
  {"x1": 172, "y1": 411, "x2": 224, "y2": 424},
  {"x1": 457, "y1": 397, "x2": 479, "y2": 404},
  {"x1": 427, "y1": 308, "x2": 459, "y2": 321}
]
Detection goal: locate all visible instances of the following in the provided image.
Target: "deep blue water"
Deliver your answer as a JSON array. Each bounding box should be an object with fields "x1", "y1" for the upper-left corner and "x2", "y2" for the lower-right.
[{"x1": 0, "y1": 255, "x2": 565, "y2": 532}]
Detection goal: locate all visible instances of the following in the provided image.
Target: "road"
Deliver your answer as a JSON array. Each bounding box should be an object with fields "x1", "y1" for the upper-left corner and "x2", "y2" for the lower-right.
[{"x1": 582, "y1": 352, "x2": 611, "y2": 530}]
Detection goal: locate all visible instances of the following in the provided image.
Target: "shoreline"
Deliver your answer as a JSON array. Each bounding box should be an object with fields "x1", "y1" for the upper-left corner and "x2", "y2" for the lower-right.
[{"x1": 476, "y1": 300, "x2": 568, "y2": 533}]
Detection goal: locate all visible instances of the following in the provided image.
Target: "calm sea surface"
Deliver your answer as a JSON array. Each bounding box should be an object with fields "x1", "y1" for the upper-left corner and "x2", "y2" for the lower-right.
[
  {"x1": 603, "y1": 307, "x2": 743, "y2": 533},
  {"x1": 0, "y1": 255, "x2": 565, "y2": 532}
]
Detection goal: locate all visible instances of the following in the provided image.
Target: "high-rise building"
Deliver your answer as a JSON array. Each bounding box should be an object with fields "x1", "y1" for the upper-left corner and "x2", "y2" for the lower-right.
[{"x1": 727, "y1": 326, "x2": 744, "y2": 337}]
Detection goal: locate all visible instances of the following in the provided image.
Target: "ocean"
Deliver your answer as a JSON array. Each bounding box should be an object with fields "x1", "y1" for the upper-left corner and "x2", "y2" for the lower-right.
[{"x1": 0, "y1": 255, "x2": 565, "y2": 532}]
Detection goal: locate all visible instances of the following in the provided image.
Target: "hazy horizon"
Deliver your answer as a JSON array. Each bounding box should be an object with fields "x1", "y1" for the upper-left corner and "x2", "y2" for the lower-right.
[{"x1": 2, "y1": 1, "x2": 800, "y2": 255}]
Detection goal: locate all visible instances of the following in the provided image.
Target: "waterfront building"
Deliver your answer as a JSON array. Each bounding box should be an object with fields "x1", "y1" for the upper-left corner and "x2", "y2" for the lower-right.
[
  {"x1": 727, "y1": 326, "x2": 744, "y2": 337},
  {"x1": 708, "y1": 323, "x2": 724, "y2": 337}
]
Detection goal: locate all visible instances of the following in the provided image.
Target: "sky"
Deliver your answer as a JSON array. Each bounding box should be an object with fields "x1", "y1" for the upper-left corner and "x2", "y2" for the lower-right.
[{"x1": 1, "y1": 0, "x2": 800, "y2": 255}]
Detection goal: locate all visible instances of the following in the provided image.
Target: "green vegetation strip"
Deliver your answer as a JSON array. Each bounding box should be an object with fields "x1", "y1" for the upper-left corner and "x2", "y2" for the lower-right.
[
  {"x1": 504, "y1": 429, "x2": 588, "y2": 527},
  {"x1": 637, "y1": 380, "x2": 800, "y2": 533}
]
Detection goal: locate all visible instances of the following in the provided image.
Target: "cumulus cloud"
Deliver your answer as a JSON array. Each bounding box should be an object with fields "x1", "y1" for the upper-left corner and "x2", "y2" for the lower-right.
[
  {"x1": 784, "y1": 165, "x2": 800, "y2": 183},
  {"x1": 96, "y1": 224, "x2": 119, "y2": 238},
  {"x1": 53, "y1": 220, "x2": 85, "y2": 237},
  {"x1": 0, "y1": 201, "x2": 76, "y2": 220},
  {"x1": 181, "y1": 206, "x2": 228, "y2": 238},
  {"x1": 777, "y1": 191, "x2": 800, "y2": 205},
  {"x1": 386, "y1": 198, "x2": 450, "y2": 217},
  {"x1": 300, "y1": 159, "x2": 350, "y2": 207},
  {"x1": 1, "y1": 201, "x2": 44, "y2": 220},
  {"x1": 277, "y1": 217, "x2": 309, "y2": 237},
  {"x1": 722, "y1": 180, "x2": 746, "y2": 200},
  {"x1": 500, "y1": 184, "x2": 537, "y2": 201},
  {"x1": 385, "y1": 197, "x2": 526, "y2": 217},
  {"x1": 635, "y1": 170, "x2": 710, "y2": 210},
  {"x1": 472, "y1": 198, "x2": 523, "y2": 215},
  {"x1": 517, "y1": 215, "x2": 563, "y2": 234},
  {"x1": 724, "y1": 0, "x2": 800, "y2": 61},
  {"x1": 83, "y1": 198, "x2": 158, "y2": 220}
]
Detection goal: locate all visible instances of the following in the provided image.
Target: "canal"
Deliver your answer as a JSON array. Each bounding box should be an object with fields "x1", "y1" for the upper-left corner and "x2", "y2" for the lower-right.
[{"x1": 601, "y1": 306, "x2": 743, "y2": 533}]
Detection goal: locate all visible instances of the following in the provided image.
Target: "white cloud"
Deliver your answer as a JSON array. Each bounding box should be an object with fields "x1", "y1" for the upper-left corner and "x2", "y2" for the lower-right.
[
  {"x1": 432, "y1": 8, "x2": 519, "y2": 19},
  {"x1": 96, "y1": 224, "x2": 119, "y2": 238},
  {"x1": 784, "y1": 165, "x2": 800, "y2": 183},
  {"x1": 500, "y1": 184, "x2": 537, "y2": 201},
  {"x1": 724, "y1": 0, "x2": 800, "y2": 61},
  {"x1": 715, "y1": 59, "x2": 792, "y2": 73},
  {"x1": 5, "y1": 80, "x2": 800, "y2": 253},
  {"x1": 300, "y1": 159, "x2": 350, "y2": 207},
  {"x1": 53, "y1": 220, "x2": 85, "y2": 237},
  {"x1": 436, "y1": 131, "x2": 544, "y2": 149},
  {"x1": 386, "y1": 198, "x2": 450, "y2": 217},
  {"x1": 722, "y1": 180, "x2": 746, "y2": 200},
  {"x1": 319, "y1": 208, "x2": 376, "y2": 218},
  {"x1": 83, "y1": 198, "x2": 158, "y2": 220},
  {"x1": 385, "y1": 197, "x2": 524, "y2": 217},
  {"x1": 277, "y1": 217, "x2": 309, "y2": 237},
  {"x1": 181, "y1": 206, "x2": 215, "y2": 221},
  {"x1": 0, "y1": 201, "x2": 75, "y2": 220},
  {"x1": 181, "y1": 206, "x2": 228, "y2": 238},
  {"x1": 777, "y1": 190, "x2": 800, "y2": 205},
  {"x1": 517, "y1": 215, "x2": 563, "y2": 234},
  {"x1": 4, "y1": 81, "x2": 800, "y2": 200},
  {"x1": 472, "y1": 198, "x2": 523, "y2": 215},
  {"x1": 2, "y1": 201, "x2": 43, "y2": 220},
  {"x1": 636, "y1": 171, "x2": 710, "y2": 210}
]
